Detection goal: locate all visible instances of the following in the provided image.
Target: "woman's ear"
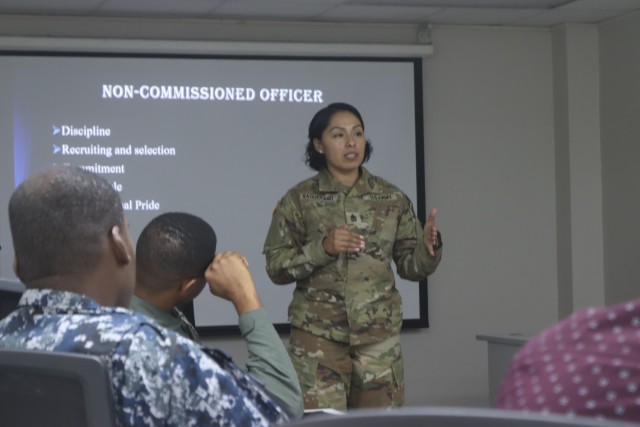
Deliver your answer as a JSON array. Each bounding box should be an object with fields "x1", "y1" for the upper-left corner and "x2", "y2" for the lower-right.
[{"x1": 312, "y1": 138, "x2": 324, "y2": 154}]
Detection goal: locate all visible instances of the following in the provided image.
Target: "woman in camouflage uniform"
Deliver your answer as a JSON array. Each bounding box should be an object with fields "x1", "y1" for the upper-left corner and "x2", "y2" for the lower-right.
[{"x1": 263, "y1": 102, "x2": 442, "y2": 410}]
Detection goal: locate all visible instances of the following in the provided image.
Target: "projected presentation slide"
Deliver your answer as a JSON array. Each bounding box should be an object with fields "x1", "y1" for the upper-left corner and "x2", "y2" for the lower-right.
[{"x1": 0, "y1": 52, "x2": 428, "y2": 333}]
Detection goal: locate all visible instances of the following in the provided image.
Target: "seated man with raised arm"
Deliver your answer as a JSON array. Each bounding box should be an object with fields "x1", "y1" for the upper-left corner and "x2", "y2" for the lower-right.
[
  {"x1": 131, "y1": 212, "x2": 303, "y2": 418},
  {"x1": 0, "y1": 166, "x2": 297, "y2": 426}
]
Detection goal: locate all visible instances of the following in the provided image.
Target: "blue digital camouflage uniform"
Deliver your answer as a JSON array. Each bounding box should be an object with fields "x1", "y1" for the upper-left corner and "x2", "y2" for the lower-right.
[
  {"x1": 263, "y1": 167, "x2": 442, "y2": 409},
  {"x1": 0, "y1": 289, "x2": 290, "y2": 427},
  {"x1": 129, "y1": 295, "x2": 305, "y2": 419}
]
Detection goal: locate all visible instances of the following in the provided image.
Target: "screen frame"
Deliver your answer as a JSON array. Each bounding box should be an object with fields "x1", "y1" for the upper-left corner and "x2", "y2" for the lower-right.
[{"x1": 0, "y1": 39, "x2": 432, "y2": 336}]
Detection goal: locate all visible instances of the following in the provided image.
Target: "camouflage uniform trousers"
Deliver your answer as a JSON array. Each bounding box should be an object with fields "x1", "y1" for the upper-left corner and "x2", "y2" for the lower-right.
[{"x1": 288, "y1": 327, "x2": 404, "y2": 410}]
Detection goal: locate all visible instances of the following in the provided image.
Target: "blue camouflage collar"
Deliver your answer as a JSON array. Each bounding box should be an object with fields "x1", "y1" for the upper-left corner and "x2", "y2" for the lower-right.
[{"x1": 18, "y1": 288, "x2": 124, "y2": 315}]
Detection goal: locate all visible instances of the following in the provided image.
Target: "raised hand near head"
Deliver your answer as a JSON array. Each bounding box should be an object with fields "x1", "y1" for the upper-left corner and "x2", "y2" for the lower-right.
[{"x1": 205, "y1": 251, "x2": 262, "y2": 315}]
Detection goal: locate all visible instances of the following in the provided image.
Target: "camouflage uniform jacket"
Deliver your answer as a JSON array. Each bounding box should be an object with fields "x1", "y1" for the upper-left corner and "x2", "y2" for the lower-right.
[
  {"x1": 0, "y1": 289, "x2": 290, "y2": 427},
  {"x1": 263, "y1": 167, "x2": 442, "y2": 345}
]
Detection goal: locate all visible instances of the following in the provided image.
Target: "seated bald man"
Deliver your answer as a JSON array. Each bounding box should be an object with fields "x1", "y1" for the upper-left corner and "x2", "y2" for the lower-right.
[{"x1": 0, "y1": 166, "x2": 294, "y2": 426}]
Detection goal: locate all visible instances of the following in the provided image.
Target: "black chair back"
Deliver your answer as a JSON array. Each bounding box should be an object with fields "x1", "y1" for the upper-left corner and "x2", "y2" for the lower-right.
[{"x1": 0, "y1": 349, "x2": 116, "y2": 427}]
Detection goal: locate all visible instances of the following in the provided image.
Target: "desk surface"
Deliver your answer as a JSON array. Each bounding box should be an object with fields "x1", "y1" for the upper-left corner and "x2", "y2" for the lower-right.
[{"x1": 476, "y1": 333, "x2": 530, "y2": 346}]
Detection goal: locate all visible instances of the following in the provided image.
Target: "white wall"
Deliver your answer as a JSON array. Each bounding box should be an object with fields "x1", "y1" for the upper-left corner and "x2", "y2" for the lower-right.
[
  {"x1": 418, "y1": 25, "x2": 558, "y2": 406},
  {"x1": 552, "y1": 25, "x2": 605, "y2": 317},
  {"x1": 4, "y1": 12, "x2": 628, "y2": 408},
  {"x1": 599, "y1": 12, "x2": 640, "y2": 306}
]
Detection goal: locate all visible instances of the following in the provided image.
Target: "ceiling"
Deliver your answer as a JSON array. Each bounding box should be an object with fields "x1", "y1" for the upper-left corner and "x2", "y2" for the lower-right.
[{"x1": 0, "y1": 0, "x2": 639, "y2": 28}]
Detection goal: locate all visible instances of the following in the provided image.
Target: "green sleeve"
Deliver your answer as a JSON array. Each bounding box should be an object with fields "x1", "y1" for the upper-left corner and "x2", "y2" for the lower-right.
[
  {"x1": 239, "y1": 309, "x2": 304, "y2": 419},
  {"x1": 263, "y1": 192, "x2": 335, "y2": 284},
  {"x1": 393, "y1": 197, "x2": 442, "y2": 281}
]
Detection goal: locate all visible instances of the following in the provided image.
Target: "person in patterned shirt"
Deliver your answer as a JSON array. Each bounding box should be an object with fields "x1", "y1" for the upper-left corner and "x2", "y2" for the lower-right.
[
  {"x1": 497, "y1": 298, "x2": 640, "y2": 423},
  {"x1": 0, "y1": 166, "x2": 292, "y2": 426}
]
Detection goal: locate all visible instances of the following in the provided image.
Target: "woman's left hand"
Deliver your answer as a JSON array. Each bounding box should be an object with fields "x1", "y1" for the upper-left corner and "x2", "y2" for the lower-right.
[{"x1": 423, "y1": 208, "x2": 439, "y2": 256}]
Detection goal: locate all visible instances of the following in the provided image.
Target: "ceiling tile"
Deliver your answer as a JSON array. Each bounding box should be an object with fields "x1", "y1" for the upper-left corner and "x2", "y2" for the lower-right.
[
  {"x1": 425, "y1": 7, "x2": 544, "y2": 25},
  {"x1": 227, "y1": 0, "x2": 345, "y2": 3},
  {"x1": 0, "y1": 0, "x2": 103, "y2": 15},
  {"x1": 344, "y1": 0, "x2": 571, "y2": 7},
  {"x1": 97, "y1": 0, "x2": 223, "y2": 16},
  {"x1": 317, "y1": 4, "x2": 441, "y2": 22},
  {"x1": 557, "y1": 0, "x2": 640, "y2": 10},
  {"x1": 0, "y1": 0, "x2": 639, "y2": 27},
  {"x1": 210, "y1": 1, "x2": 336, "y2": 20},
  {"x1": 513, "y1": 8, "x2": 630, "y2": 25}
]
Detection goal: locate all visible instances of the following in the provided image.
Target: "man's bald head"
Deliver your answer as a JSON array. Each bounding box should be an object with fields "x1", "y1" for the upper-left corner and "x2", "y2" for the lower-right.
[{"x1": 9, "y1": 166, "x2": 125, "y2": 283}]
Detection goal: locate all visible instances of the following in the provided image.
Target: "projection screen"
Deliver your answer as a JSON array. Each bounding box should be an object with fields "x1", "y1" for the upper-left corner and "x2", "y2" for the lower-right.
[{"x1": 0, "y1": 40, "x2": 430, "y2": 334}]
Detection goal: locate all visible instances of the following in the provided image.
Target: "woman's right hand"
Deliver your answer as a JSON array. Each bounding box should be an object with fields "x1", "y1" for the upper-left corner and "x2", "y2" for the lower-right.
[{"x1": 322, "y1": 224, "x2": 365, "y2": 256}]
